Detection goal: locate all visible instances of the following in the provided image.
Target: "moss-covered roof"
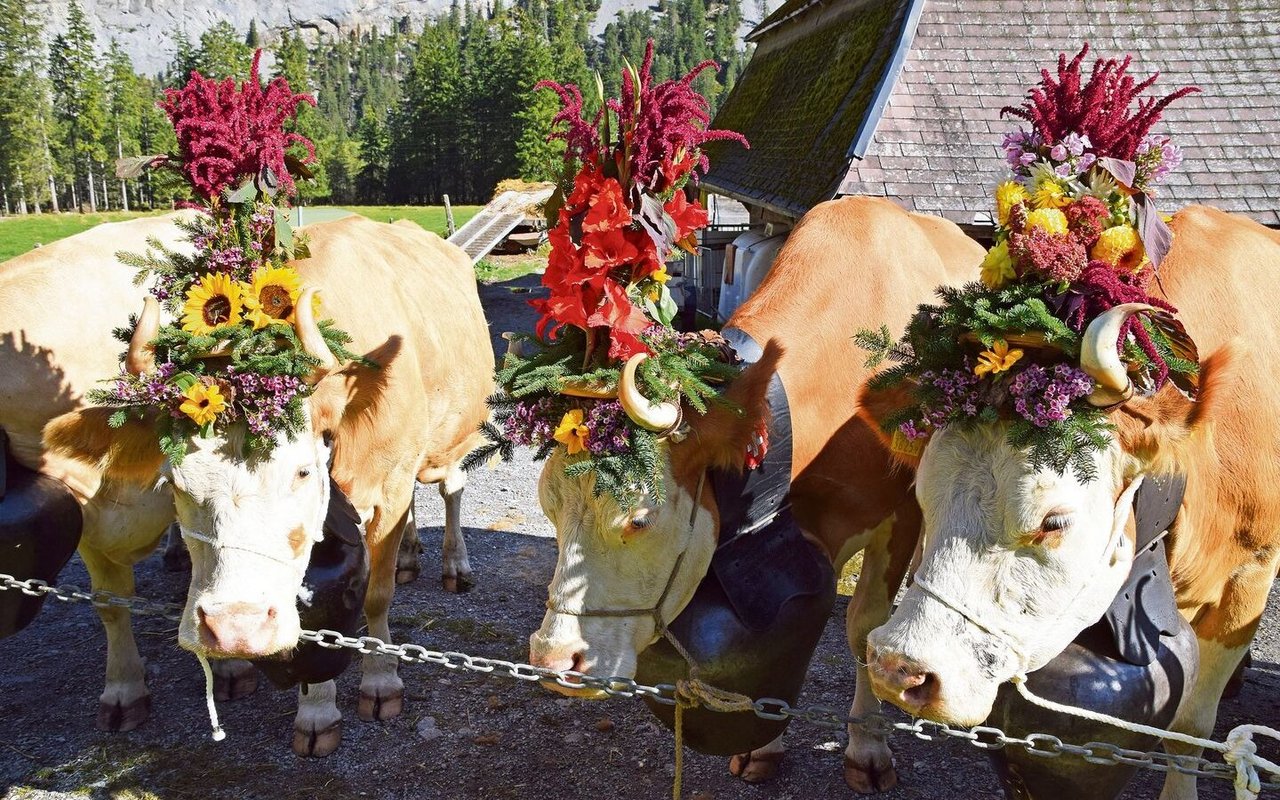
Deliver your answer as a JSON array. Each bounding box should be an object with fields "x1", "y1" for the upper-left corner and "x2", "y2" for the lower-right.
[{"x1": 702, "y1": 0, "x2": 911, "y2": 218}]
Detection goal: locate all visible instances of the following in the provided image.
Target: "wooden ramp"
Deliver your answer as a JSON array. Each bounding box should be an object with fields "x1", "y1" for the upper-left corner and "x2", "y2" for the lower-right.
[{"x1": 448, "y1": 187, "x2": 553, "y2": 263}]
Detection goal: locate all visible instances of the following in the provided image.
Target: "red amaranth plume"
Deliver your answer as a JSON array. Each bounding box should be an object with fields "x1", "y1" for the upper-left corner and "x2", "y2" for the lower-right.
[
  {"x1": 160, "y1": 50, "x2": 317, "y2": 200},
  {"x1": 1001, "y1": 44, "x2": 1199, "y2": 160},
  {"x1": 607, "y1": 40, "x2": 749, "y2": 189},
  {"x1": 534, "y1": 79, "x2": 603, "y2": 164}
]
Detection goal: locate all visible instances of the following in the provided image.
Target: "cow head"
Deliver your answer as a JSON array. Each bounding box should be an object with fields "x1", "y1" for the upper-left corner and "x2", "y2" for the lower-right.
[
  {"x1": 45, "y1": 290, "x2": 342, "y2": 660},
  {"x1": 862, "y1": 305, "x2": 1221, "y2": 725},
  {"x1": 529, "y1": 346, "x2": 776, "y2": 691}
]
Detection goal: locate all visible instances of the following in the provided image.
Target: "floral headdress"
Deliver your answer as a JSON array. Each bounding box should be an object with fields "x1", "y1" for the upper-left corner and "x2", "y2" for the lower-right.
[
  {"x1": 94, "y1": 51, "x2": 361, "y2": 460},
  {"x1": 859, "y1": 45, "x2": 1200, "y2": 480},
  {"x1": 465, "y1": 41, "x2": 749, "y2": 505}
]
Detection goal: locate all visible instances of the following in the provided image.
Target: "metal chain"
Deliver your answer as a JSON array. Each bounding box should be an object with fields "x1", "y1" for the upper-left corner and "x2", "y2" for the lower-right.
[{"x1": 2, "y1": 572, "x2": 1276, "y2": 790}]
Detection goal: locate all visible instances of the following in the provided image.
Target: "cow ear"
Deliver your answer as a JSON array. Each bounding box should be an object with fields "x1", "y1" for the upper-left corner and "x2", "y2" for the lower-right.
[
  {"x1": 43, "y1": 408, "x2": 165, "y2": 486},
  {"x1": 856, "y1": 380, "x2": 923, "y2": 470},
  {"x1": 675, "y1": 339, "x2": 781, "y2": 478},
  {"x1": 1116, "y1": 342, "x2": 1240, "y2": 474}
]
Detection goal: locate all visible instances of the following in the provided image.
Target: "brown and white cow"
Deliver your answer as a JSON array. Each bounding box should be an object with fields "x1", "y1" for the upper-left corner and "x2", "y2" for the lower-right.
[
  {"x1": 860, "y1": 206, "x2": 1280, "y2": 800},
  {"x1": 1, "y1": 212, "x2": 493, "y2": 756},
  {"x1": 527, "y1": 196, "x2": 985, "y2": 788}
]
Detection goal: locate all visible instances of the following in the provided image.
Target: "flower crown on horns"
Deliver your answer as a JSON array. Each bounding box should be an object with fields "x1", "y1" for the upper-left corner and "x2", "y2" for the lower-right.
[
  {"x1": 858, "y1": 44, "x2": 1200, "y2": 480},
  {"x1": 93, "y1": 51, "x2": 362, "y2": 462},
  {"x1": 465, "y1": 41, "x2": 749, "y2": 507}
]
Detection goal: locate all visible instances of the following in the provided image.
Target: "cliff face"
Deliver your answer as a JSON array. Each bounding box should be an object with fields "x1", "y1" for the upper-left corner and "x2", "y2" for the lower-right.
[{"x1": 31, "y1": 0, "x2": 449, "y2": 74}]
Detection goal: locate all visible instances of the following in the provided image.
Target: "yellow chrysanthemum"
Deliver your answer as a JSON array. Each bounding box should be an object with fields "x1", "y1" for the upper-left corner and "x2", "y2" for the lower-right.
[
  {"x1": 179, "y1": 382, "x2": 227, "y2": 427},
  {"x1": 553, "y1": 409, "x2": 590, "y2": 455},
  {"x1": 1092, "y1": 225, "x2": 1145, "y2": 272},
  {"x1": 980, "y1": 241, "x2": 1016, "y2": 289},
  {"x1": 181, "y1": 273, "x2": 244, "y2": 335},
  {"x1": 1025, "y1": 208, "x2": 1069, "y2": 236},
  {"x1": 242, "y1": 266, "x2": 303, "y2": 330},
  {"x1": 995, "y1": 181, "x2": 1026, "y2": 226},
  {"x1": 974, "y1": 340, "x2": 1024, "y2": 377},
  {"x1": 1032, "y1": 181, "x2": 1072, "y2": 209}
]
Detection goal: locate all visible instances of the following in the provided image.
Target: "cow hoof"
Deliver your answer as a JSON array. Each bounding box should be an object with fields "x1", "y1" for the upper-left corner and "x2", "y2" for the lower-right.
[
  {"x1": 728, "y1": 751, "x2": 784, "y2": 783},
  {"x1": 358, "y1": 689, "x2": 404, "y2": 721},
  {"x1": 441, "y1": 573, "x2": 475, "y2": 594},
  {"x1": 844, "y1": 753, "x2": 898, "y2": 794},
  {"x1": 293, "y1": 720, "x2": 343, "y2": 758},
  {"x1": 213, "y1": 662, "x2": 260, "y2": 702},
  {"x1": 395, "y1": 565, "x2": 420, "y2": 585},
  {"x1": 96, "y1": 694, "x2": 151, "y2": 732}
]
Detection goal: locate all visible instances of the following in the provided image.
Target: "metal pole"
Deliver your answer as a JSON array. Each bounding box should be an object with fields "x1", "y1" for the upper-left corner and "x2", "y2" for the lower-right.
[{"x1": 443, "y1": 194, "x2": 456, "y2": 236}]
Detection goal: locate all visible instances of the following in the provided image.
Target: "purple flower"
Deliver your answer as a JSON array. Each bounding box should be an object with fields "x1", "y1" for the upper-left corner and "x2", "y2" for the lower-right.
[
  {"x1": 1050, "y1": 143, "x2": 1068, "y2": 161},
  {"x1": 1007, "y1": 363, "x2": 1094, "y2": 427}
]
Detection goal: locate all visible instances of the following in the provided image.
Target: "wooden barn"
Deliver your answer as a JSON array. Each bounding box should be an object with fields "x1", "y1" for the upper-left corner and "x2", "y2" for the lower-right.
[{"x1": 692, "y1": 0, "x2": 1280, "y2": 318}]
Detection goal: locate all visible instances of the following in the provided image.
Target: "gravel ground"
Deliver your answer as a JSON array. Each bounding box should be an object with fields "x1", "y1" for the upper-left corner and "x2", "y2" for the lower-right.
[{"x1": 1, "y1": 273, "x2": 1277, "y2": 800}]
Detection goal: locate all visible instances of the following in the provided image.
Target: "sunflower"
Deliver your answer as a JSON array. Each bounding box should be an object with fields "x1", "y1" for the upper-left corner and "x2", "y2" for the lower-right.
[
  {"x1": 553, "y1": 409, "x2": 590, "y2": 455},
  {"x1": 178, "y1": 382, "x2": 227, "y2": 427},
  {"x1": 242, "y1": 266, "x2": 303, "y2": 329},
  {"x1": 974, "y1": 340, "x2": 1024, "y2": 377},
  {"x1": 181, "y1": 273, "x2": 244, "y2": 335}
]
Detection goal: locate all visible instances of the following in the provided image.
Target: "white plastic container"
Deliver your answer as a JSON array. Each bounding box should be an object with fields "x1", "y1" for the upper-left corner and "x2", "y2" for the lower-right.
[
  {"x1": 740, "y1": 232, "x2": 790, "y2": 303},
  {"x1": 718, "y1": 230, "x2": 768, "y2": 323}
]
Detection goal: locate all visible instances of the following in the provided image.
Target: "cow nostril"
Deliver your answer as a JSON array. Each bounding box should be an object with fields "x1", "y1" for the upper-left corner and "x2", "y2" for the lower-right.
[
  {"x1": 569, "y1": 652, "x2": 587, "y2": 674},
  {"x1": 903, "y1": 672, "x2": 940, "y2": 707},
  {"x1": 266, "y1": 606, "x2": 277, "y2": 621}
]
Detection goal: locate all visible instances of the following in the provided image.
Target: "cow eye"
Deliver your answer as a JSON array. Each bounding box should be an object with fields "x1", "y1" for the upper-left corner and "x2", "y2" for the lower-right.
[
  {"x1": 1041, "y1": 512, "x2": 1072, "y2": 533},
  {"x1": 297, "y1": 467, "x2": 312, "y2": 480},
  {"x1": 626, "y1": 516, "x2": 650, "y2": 532}
]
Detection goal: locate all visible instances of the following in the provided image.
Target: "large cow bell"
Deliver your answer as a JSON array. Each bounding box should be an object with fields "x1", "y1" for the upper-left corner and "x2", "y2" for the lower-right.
[
  {"x1": 986, "y1": 534, "x2": 1199, "y2": 800},
  {"x1": 0, "y1": 427, "x2": 83, "y2": 640},
  {"x1": 254, "y1": 479, "x2": 369, "y2": 688},
  {"x1": 635, "y1": 515, "x2": 835, "y2": 756}
]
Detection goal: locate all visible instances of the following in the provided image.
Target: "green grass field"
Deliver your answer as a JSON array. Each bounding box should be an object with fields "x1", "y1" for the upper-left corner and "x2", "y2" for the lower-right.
[{"x1": 0, "y1": 204, "x2": 482, "y2": 263}]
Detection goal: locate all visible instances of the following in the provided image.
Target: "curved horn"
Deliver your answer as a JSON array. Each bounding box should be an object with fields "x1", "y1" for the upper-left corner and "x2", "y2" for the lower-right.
[
  {"x1": 126, "y1": 296, "x2": 160, "y2": 375},
  {"x1": 1081, "y1": 303, "x2": 1156, "y2": 407},
  {"x1": 618, "y1": 353, "x2": 681, "y2": 433},
  {"x1": 295, "y1": 287, "x2": 336, "y2": 383}
]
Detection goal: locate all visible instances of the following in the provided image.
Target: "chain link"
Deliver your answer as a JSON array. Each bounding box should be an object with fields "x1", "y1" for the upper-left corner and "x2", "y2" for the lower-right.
[{"x1": 3, "y1": 572, "x2": 1276, "y2": 790}]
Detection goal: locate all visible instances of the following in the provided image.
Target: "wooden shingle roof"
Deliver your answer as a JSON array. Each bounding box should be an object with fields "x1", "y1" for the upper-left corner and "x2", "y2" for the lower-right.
[{"x1": 706, "y1": 0, "x2": 1280, "y2": 227}]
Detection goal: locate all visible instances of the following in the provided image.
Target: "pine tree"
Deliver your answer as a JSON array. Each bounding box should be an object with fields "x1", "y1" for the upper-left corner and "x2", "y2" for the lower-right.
[
  {"x1": 168, "y1": 29, "x2": 200, "y2": 86},
  {"x1": 0, "y1": 0, "x2": 58, "y2": 213},
  {"x1": 49, "y1": 0, "x2": 108, "y2": 212},
  {"x1": 245, "y1": 19, "x2": 263, "y2": 49},
  {"x1": 105, "y1": 41, "x2": 146, "y2": 210},
  {"x1": 273, "y1": 31, "x2": 331, "y2": 200},
  {"x1": 388, "y1": 16, "x2": 463, "y2": 203},
  {"x1": 198, "y1": 21, "x2": 252, "y2": 80}
]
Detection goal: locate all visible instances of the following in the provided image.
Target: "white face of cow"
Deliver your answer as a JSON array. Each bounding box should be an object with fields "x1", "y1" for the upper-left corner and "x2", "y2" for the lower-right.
[
  {"x1": 170, "y1": 407, "x2": 331, "y2": 659},
  {"x1": 866, "y1": 423, "x2": 1143, "y2": 725},
  {"x1": 529, "y1": 449, "x2": 716, "y2": 689}
]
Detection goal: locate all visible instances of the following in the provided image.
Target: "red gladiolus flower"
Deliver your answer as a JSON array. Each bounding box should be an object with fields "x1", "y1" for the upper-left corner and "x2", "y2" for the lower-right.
[
  {"x1": 665, "y1": 190, "x2": 709, "y2": 241},
  {"x1": 160, "y1": 50, "x2": 316, "y2": 200},
  {"x1": 582, "y1": 228, "x2": 641, "y2": 271},
  {"x1": 582, "y1": 177, "x2": 632, "y2": 232},
  {"x1": 658, "y1": 153, "x2": 694, "y2": 192},
  {"x1": 607, "y1": 328, "x2": 651, "y2": 361},
  {"x1": 625, "y1": 227, "x2": 664, "y2": 280}
]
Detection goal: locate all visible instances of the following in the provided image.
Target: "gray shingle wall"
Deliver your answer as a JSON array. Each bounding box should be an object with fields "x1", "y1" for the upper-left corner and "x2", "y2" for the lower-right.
[{"x1": 839, "y1": 0, "x2": 1280, "y2": 226}]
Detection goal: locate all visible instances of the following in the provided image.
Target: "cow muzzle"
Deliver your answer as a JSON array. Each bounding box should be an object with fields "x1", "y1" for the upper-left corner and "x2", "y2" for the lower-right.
[{"x1": 194, "y1": 600, "x2": 290, "y2": 658}]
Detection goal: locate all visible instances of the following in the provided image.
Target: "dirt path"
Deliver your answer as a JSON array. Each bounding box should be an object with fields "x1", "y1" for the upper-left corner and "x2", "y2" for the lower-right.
[{"x1": 2, "y1": 274, "x2": 1276, "y2": 800}]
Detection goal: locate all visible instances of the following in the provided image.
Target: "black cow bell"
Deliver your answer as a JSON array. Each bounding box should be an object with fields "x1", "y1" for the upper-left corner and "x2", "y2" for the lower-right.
[
  {"x1": 254, "y1": 478, "x2": 369, "y2": 688},
  {"x1": 635, "y1": 513, "x2": 835, "y2": 756},
  {"x1": 0, "y1": 427, "x2": 84, "y2": 640},
  {"x1": 986, "y1": 535, "x2": 1199, "y2": 800}
]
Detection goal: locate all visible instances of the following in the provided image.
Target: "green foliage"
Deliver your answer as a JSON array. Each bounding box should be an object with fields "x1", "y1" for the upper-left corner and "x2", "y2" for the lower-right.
[
  {"x1": 197, "y1": 21, "x2": 253, "y2": 80},
  {"x1": 48, "y1": 0, "x2": 109, "y2": 210}
]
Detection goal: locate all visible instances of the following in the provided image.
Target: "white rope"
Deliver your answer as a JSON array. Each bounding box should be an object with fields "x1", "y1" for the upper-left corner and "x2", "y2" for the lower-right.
[
  {"x1": 195, "y1": 653, "x2": 227, "y2": 742},
  {"x1": 1013, "y1": 676, "x2": 1280, "y2": 799}
]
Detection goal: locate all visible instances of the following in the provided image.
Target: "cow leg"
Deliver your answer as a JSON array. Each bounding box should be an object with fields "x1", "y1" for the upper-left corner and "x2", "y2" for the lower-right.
[
  {"x1": 395, "y1": 507, "x2": 422, "y2": 585},
  {"x1": 80, "y1": 545, "x2": 151, "y2": 732},
  {"x1": 1159, "y1": 565, "x2": 1276, "y2": 800},
  {"x1": 358, "y1": 501, "x2": 408, "y2": 722},
  {"x1": 728, "y1": 735, "x2": 786, "y2": 783},
  {"x1": 440, "y1": 466, "x2": 473, "y2": 593},
  {"x1": 844, "y1": 509, "x2": 918, "y2": 794},
  {"x1": 210, "y1": 658, "x2": 259, "y2": 701},
  {"x1": 293, "y1": 680, "x2": 343, "y2": 758}
]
